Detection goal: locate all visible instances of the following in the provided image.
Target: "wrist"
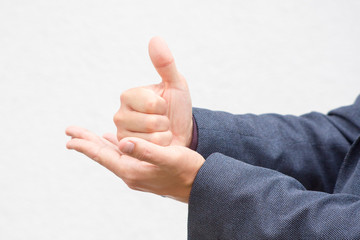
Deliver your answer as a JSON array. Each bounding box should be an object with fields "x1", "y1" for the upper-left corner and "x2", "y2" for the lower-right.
[{"x1": 188, "y1": 115, "x2": 198, "y2": 150}]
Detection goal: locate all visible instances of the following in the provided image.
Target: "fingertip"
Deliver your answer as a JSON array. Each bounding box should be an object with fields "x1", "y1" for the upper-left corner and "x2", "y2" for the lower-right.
[
  {"x1": 65, "y1": 126, "x2": 72, "y2": 136},
  {"x1": 148, "y1": 36, "x2": 163, "y2": 49},
  {"x1": 119, "y1": 136, "x2": 135, "y2": 145},
  {"x1": 119, "y1": 136, "x2": 164, "y2": 165},
  {"x1": 148, "y1": 36, "x2": 174, "y2": 68},
  {"x1": 65, "y1": 125, "x2": 79, "y2": 136},
  {"x1": 66, "y1": 140, "x2": 73, "y2": 150},
  {"x1": 118, "y1": 137, "x2": 142, "y2": 152},
  {"x1": 119, "y1": 140, "x2": 135, "y2": 154}
]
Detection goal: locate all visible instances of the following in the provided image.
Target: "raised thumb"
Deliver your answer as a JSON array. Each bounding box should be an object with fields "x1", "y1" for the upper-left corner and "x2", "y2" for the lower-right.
[{"x1": 148, "y1": 36, "x2": 181, "y2": 87}]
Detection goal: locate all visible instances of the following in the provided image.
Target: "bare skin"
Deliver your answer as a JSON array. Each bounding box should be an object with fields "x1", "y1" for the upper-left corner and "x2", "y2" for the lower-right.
[
  {"x1": 66, "y1": 37, "x2": 204, "y2": 203},
  {"x1": 113, "y1": 36, "x2": 193, "y2": 147},
  {"x1": 65, "y1": 126, "x2": 204, "y2": 203}
]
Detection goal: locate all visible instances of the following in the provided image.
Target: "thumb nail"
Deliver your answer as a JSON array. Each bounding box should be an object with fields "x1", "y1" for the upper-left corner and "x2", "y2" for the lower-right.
[{"x1": 121, "y1": 141, "x2": 135, "y2": 154}]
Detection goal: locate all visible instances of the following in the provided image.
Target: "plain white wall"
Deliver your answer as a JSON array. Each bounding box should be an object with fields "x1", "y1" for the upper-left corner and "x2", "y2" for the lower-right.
[{"x1": 1, "y1": 0, "x2": 359, "y2": 239}]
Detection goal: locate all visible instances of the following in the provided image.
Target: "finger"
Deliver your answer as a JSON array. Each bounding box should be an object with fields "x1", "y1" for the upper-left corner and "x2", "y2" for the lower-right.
[
  {"x1": 117, "y1": 130, "x2": 172, "y2": 146},
  {"x1": 120, "y1": 88, "x2": 167, "y2": 114},
  {"x1": 101, "y1": 134, "x2": 121, "y2": 153},
  {"x1": 118, "y1": 137, "x2": 175, "y2": 166},
  {"x1": 66, "y1": 138, "x2": 122, "y2": 172},
  {"x1": 148, "y1": 36, "x2": 182, "y2": 87},
  {"x1": 65, "y1": 126, "x2": 99, "y2": 142},
  {"x1": 103, "y1": 133, "x2": 119, "y2": 146},
  {"x1": 115, "y1": 111, "x2": 170, "y2": 133}
]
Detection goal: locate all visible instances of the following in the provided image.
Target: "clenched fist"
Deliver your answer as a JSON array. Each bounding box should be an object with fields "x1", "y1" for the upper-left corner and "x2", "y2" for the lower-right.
[{"x1": 113, "y1": 37, "x2": 193, "y2": 147}]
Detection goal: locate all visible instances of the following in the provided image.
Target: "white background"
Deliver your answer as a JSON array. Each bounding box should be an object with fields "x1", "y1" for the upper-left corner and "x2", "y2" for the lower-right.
[{"x1": 1, "y1": 0, "x2": 359, "y2": 239}]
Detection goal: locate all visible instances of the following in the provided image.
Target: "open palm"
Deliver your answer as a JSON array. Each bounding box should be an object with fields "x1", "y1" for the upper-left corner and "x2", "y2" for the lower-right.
[{"x1": 66, "y1": 126, "x2": 204, "y2": 203}]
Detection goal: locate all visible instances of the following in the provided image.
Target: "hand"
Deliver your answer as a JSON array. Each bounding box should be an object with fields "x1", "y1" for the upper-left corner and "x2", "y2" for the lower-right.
[
  {"x1": 113, "y1": 37, "x2": 193, "y2": 147},
  {"x1": 66, "y1": 126, "x2": 205, "y2": 203}
]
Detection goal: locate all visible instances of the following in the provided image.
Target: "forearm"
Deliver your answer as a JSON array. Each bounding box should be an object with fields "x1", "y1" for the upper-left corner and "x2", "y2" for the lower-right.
[
  {"x1": 192, "y1": 97, "x2": 360, "y2": 192},
  {"x1": 188, "y1": 153, "x2": 360, "y2": 239}
]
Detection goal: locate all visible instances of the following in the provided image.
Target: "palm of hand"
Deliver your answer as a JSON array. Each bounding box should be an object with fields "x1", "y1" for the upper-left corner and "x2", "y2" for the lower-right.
[{"x1": 66, "y1": 126, "x2": 204, "y2": 203}]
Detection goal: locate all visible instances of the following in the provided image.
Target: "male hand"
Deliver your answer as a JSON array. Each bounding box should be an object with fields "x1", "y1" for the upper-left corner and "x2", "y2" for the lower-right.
[
  {"x1": 66, "y1": 126, "x2": 205, "y2": 203},
  {"x1": 113, "y1": 37, "x2": 193, "y2": 147}
]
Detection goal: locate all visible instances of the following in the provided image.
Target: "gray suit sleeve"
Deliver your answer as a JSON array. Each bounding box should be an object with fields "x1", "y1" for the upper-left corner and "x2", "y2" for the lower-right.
[
  {"x1": 192, "y1": 96, "x2": 360, "y2": 192},
  {"x1": 188, "y1": 151, "x2": 360, "y2": 240}
]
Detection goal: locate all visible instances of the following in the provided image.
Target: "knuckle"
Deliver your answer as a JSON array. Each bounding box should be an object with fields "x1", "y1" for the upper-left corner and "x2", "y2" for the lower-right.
[
  {"x1": 113, "y1": 112, "x2": 125, "y2": 125},
  {"x1": 137, "y1": 146, "x2": 153, "y2": 161},
  {"x1": 120, "y1": 91, "x2": 129, "y2": 102},
  {"x1": 121, "y1": 88, "x2": 143, "y2": 106},
  {"x1": 144, "y1": 115, "x2": 157, "y2": 132},
  {"x1": 93, "y1": 147, "x2": 105, "y2": 165},
  {"x1": 162, "y1": 116, "x2": 170, "y2": 129},
  {"x1": 150, "y1": 131, "x2": 172, "y2": 146},
  {"x1": 144, "y1": 99, "x2": 157, "y2": 113},
  {"x1": 149, "y1": 133, "x2": 161, "y2": 145},
  {"x1": 113, "y1": 111, "x2": 120, "y2": 122},
  {"x1": 113, "y1": 113, "x2": 120, "y2": 124}
]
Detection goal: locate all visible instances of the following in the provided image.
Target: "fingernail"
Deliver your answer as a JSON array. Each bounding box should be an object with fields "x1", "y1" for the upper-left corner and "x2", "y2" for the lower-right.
[{"x1": 121, "y1": 141, "x2": 134, "y2": 154}]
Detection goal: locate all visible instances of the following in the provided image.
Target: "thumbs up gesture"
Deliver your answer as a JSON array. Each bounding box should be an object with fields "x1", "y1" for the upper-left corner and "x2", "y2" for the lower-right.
[
  {"x1": 66, "y1": 37, "x2": 203, "y2": 202},
  {"x1": 113, "y1": 37, "x2": 193, "y2": 147}
]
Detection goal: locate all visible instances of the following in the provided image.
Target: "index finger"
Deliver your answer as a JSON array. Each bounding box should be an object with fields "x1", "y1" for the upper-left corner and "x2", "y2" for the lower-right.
[{"x1": 121, "y1": 87, "x2": 167, "y2": 115}]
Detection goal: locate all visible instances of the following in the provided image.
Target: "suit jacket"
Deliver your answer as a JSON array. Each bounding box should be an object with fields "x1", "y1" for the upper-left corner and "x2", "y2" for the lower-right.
[{"x1": 188, "y1": 96, "x2": 360, "y2": 239}]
